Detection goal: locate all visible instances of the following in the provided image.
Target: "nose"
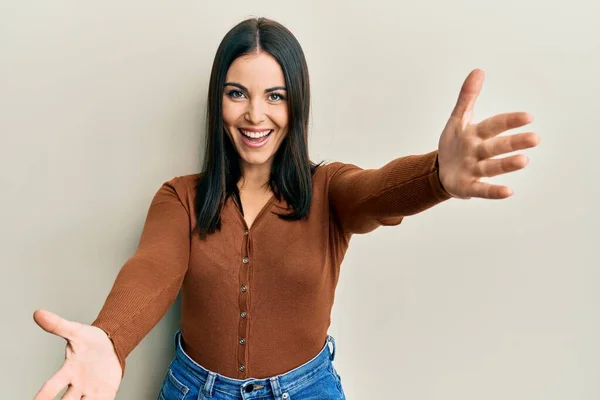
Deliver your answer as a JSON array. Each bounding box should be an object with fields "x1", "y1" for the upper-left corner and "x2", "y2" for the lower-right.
[{"x1": 244, "y1": 98, "x2": 266, "y2": 125}]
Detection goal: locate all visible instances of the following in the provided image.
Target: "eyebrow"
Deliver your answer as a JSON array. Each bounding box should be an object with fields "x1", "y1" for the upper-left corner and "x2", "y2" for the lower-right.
[{"x1": 224, "y1": 82, "x2": 287, "y2": 93}]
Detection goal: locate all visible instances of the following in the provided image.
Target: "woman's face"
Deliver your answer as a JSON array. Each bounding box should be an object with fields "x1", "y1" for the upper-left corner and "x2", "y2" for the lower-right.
[{"x1": 222, "y1": 51, "x2": 289, "y2": 169}]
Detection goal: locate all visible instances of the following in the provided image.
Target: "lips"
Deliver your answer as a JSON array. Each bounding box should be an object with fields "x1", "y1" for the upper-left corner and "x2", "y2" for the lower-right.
[{"x1": 238, "y1": 128, "x2": 273, "y2": 148}]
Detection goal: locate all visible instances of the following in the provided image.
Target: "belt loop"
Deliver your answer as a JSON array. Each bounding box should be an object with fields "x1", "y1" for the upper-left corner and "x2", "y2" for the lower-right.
[
  {"x1": 327, "y1": 335, "x2": 336, "y2": 361},
  {"x1": 201, "y1": 372, "x2": 217, "y2": 398},
  {"x1": 269, "y1": 377, "x2": 283, "y2": 399},
  {"x1": 174, "y1": 329, "x2": 181, "y2": 350}
]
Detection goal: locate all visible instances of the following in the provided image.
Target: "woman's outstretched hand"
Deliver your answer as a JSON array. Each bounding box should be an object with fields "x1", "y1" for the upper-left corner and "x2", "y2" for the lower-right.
[
  {"x1": 437, "y1": 69, "x2": 541, "y2": 199},
  {"x1": 33, "y1": 309, "x2": 122, "y2": 400}
]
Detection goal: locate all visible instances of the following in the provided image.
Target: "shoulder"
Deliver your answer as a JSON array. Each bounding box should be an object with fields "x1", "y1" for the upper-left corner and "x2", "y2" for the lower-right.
[
  {"x1": 313, "y1": 160, "x2": 360, "y2": 184},
  {"x1": 156, "y1": 173, "x2": 203, "y2": 206},
  {"x1": 171, "y1": 173, "x2": 203, "y2": 189}
]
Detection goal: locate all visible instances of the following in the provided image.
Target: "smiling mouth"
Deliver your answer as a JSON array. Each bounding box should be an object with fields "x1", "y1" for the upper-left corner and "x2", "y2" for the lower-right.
[
  {"x1": 238, "y1": 128, "x2": 273, "y2": 147},
  {"x1": 238, "y1": 129, "x2": 273, "y2": 139}
]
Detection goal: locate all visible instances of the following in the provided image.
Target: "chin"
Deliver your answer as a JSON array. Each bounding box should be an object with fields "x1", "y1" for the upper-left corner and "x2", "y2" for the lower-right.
[{"x1": 239, "y1": 152, "x2": 275, "y2": 166}]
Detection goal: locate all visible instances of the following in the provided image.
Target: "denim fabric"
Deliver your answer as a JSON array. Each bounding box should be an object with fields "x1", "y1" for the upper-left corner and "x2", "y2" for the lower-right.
[{"x1": 157, "y1": 330, "x2": 346, "y2": 400}]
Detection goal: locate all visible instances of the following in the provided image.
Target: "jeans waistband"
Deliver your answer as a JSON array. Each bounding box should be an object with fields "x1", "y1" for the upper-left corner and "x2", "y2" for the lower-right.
[{"x1": 173, "y1": 329, "x2": 337, "y2": 398}]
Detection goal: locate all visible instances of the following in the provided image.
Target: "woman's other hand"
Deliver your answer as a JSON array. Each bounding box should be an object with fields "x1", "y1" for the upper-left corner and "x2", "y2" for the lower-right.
[
  {"x1": 33, "y1": 309, "x2": 122, "y2": 400},
  {"x1": 437, "y1": 69, "x2": 541, "y2": 199}
]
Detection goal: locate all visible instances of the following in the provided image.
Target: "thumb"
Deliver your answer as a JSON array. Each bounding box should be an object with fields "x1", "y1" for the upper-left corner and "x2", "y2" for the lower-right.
[
  {"x1": 450, "y1": 69, "x2": 485, "y2": 123},
  {"x1": 33, "y1": 309, "x2": 79, "y2": 341}
]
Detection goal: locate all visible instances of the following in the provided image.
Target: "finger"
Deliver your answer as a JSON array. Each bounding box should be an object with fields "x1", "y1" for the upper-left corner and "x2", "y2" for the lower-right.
[
  {"x1": 477, "y1": 132, "x2": 541, "y2": 159},
  {"x1": 33, "y1": 309, "x2": 81, "y2": 341},
  {"x1": 33, "y1": 364, "x2": 72, "y2": 400},
  {"x1": 60, "y1": 384, "x2": 82, "y2": 400},
  {"x1": 468, "y1": 181, "x2": 513, "y2": 199},
  {"x1": 476, "y1": 112, "x2": 534, "y2": 139},
  {"x1": 474, "y1": 154, "x2": 529, "y2": 178},
  {"x1": 450, "y1": 69, "x2": 485, "y2": 123}
]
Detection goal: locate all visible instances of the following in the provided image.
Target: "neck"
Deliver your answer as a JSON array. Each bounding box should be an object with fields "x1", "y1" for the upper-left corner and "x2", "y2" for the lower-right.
[{"x1": 238, "y1": 161, "x2": 271, "y2": 192}]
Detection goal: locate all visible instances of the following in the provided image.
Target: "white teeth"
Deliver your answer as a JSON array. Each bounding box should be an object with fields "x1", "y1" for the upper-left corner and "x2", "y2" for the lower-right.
[{"x1": 240, "y1": 129, "x2": 271, "y2": 138}]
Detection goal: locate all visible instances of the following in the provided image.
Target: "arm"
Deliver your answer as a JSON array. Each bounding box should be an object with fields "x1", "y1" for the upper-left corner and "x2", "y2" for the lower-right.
[
  {"x1": 328, "y1": 150, "x2": 452, "y2": 235},
  {"x1": 90, "y1": 177, "x2": 190, "y2": 377}
]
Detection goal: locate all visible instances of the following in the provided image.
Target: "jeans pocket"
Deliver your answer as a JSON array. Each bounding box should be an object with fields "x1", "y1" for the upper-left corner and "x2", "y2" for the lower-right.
[{"x1": 158, "y1": 364, "x2": 191, "y2": 400}]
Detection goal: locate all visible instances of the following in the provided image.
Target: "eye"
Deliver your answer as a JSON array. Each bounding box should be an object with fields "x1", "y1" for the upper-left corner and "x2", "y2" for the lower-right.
[
  {"x1": 268, "y1": 93, "x2": 286, "y2": 102},
  {"x1": 226, "y1": 90, "x2": 246, "y2": 99}
]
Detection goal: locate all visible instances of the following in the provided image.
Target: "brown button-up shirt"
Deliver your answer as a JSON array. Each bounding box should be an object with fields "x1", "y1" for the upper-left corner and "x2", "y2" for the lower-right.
[{"x1": 91, "y1": 150, "x2": 451, "y2": 379}]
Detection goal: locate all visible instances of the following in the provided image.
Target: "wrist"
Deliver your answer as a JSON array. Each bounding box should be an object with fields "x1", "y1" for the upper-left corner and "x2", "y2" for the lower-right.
[{"x1": 435, "y1": 154, "x2": 453, "y2": 198}]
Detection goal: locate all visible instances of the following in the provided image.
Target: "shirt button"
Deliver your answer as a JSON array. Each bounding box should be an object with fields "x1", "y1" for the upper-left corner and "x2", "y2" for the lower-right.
[
  {"x1": 239, "y1": 364, "x2": 245, "y2": 372},
  {"x1": 282, "y1": 393, "x2": 289, "y2": 399},
  {"x1": 239, "y1": 337, "x2": 246, "y2": 345},
  {"x1": 241, "y1": 285, "x2": 247, "y2": 292},
  {"x1": 243, "y1": 230, "x2": 249, "y2": 236},
  {"x1": 242, "y1": 257, "x2": 249, "y2": 264},
  {"x1": 240, "y1": 311, "x2": 247, "y2": 318}
]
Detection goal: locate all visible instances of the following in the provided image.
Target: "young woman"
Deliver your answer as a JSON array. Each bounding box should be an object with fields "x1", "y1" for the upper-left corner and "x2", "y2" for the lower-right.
[{"x1": 33, "y1": 17, "x2": 540, "y2": 400}]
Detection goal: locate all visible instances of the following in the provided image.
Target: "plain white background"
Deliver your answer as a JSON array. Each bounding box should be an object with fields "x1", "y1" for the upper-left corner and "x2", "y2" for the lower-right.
[{"x1": 1, "y1": 1, "x2": 598, "y2": 399}]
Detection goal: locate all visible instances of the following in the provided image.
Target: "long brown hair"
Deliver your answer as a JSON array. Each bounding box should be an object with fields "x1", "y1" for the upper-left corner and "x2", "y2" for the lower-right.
[{"x1": 193, "y1": 17, "x2": 322, "y2": 239}]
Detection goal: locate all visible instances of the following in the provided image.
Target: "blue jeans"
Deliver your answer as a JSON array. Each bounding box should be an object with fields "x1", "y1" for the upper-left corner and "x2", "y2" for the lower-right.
[{"x1": 157, "y1": 329, "x2": 346, "y2": 399}]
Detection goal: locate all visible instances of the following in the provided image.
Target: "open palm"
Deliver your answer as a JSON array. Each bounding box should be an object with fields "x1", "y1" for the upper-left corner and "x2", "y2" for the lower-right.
[
  {"x1": 33, "y1": 309, "x2": 122, "y2": 400},
  {"x1": 437, "y1": 69, "x2": 541, "y2": 199}
]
